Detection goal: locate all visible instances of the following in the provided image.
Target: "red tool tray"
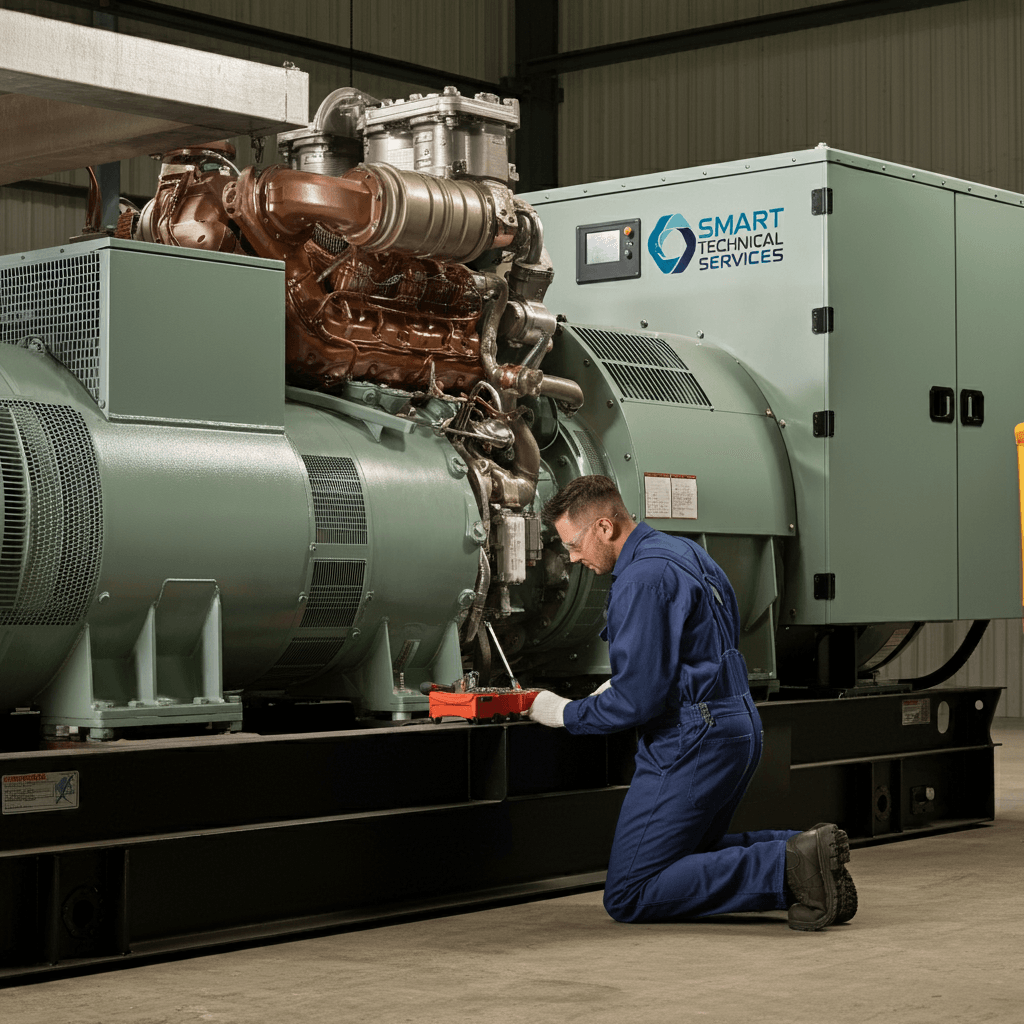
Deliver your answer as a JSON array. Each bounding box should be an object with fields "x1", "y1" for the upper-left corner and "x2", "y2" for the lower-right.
[{"x1": 428, "y1": 687, "x2": 540, "y2": 723}]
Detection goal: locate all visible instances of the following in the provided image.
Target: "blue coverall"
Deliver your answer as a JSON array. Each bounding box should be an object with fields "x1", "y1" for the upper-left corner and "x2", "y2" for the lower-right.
[{"x1": 562, "y1": 523, "x2": 798, "y2": 922}]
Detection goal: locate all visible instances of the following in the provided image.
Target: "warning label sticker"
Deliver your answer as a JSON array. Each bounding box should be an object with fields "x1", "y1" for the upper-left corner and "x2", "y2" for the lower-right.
[
  {"x1": 644, "y1": 473, "x2": 698, "y2": 520},
  {"x1": 901, "y1": 699, "x2": 931, "y2": 726},
  {"x1": 2, "y1": 771, "x2": 79, "y2": 814}
]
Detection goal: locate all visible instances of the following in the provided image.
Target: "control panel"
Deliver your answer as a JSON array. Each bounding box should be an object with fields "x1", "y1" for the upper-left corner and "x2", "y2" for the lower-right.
[{"x1": 575, "y1": 218, "x2": 641, "y2": 284}]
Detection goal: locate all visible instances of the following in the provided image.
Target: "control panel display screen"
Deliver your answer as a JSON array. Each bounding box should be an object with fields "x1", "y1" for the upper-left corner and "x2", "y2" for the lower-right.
[
  {"x1": 585, "y1": 229, "x2": 620, "y2": 265},
  {"x1": 576, "y1": 219, "x2": 641, "y2": 284}
]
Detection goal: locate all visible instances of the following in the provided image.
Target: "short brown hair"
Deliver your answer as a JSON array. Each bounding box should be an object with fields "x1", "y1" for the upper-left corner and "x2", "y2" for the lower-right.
[{"x1": 542, "y1": 475, "x2": 629, "y2": 525}]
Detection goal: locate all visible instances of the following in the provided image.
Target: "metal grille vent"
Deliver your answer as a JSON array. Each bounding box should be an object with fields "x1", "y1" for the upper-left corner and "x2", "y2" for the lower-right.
[
  {"x1": 302, "y1": 455, "x2": 368, "y2": 544},
  {"x1": 603, "y1": 363, "x2": 713, "y2": 407},
  {"x1": 0, "y1": 408, "x2": 28, "y2": 609},
  {"x1": 0, "y1": 401, "x2": 103, "y2": 626},
  {"x1": 573, "y1": 429, "x2": 608, "y2": 475},
  {"x1": 574, "y1": 326, "x2": 712, "y2": 409},
  {"x1": 262, "y1": 636, "x2": 348, "y2": 682},
  {"x1": 0, "y1": 253, "x2": 102, "y2": 401},
  {"x1": 574, "y1": 328, "x2": 689, "y2": 370},
  {"x1": 300, "y1": 559, "x2": 365, "y2": 629}
]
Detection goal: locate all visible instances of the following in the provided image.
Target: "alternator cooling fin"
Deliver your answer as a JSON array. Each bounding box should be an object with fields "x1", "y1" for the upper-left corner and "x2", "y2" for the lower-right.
[
  {"x1": 0, "y1": 401, "x2": 103, "y2": 626},
  {"x1": 573, "y1": 326, "x2": 713, "y2": 409},
  {"x1": 261, "y1": 636, "x2": 349, "y2": 681},
  {"x1": 573, "y1": 429, "x2": 608, "y2": 476},
  {"x1": 0, "y1": 407, "x2": 28, "y2": 609},
  {"x1": 574, "y1": 328, "x2": 688, "y2": 370},
  {"x1": 302, "y1": 455, "x2": 368, "y2": 544},
  {"x1": 299, "y1": 559, "x2": 366, "y2": 629}
]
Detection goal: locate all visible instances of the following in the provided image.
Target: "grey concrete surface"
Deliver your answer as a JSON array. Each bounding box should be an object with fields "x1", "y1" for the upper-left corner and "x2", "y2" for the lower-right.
[{"x1": 2, "y1": 721, "x2": 1022, "y2": 1024}]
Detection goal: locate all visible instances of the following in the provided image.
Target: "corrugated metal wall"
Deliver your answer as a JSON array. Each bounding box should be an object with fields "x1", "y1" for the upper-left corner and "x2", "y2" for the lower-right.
[
  {"x1": 876, "y1": 619, "x2": 1024, "y2": 718},
  {"x1": 558, "y1": 0, "x2": 1024, "y2": 191},
  {"x1": 1, "y1": 0, "x2": 510, "y2": 255}
]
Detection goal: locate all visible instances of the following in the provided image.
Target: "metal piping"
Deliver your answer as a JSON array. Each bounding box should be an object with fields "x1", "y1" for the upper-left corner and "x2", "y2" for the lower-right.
[
  {"x1": 487, "y1": 412, "x2": 541, "y2": 509},
  {"x1": 539, "y1": 374, "x2": 585, "y2": 412}
]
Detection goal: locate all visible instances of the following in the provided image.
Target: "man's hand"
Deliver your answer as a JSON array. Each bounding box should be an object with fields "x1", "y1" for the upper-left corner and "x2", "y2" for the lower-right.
[
  {"x1": 528, "y1": 689, "x2": 570, "y2": 728},
  {"x1": 592, "y1": 679, "x2": 612, "y2": 695}
]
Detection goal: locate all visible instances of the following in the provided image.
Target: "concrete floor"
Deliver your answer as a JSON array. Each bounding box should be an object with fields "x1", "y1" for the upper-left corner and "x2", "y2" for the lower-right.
[{"x1": 2, "y1": 721, "x2": 1022, "y2": 1024}]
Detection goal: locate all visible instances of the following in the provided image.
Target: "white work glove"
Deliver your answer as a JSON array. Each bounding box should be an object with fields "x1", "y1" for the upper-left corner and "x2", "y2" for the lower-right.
[
  {"x1": 528, "y1": 689, "x2": 571, "y2": 728},
  {"x1": 592, "y1": 679, "x2": 612, "y2": 695}
]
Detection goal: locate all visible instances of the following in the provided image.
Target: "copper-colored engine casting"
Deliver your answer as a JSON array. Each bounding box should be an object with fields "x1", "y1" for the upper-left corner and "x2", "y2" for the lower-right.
[
  {"x1": 287, "y1": 240, "x2": 484, "y2": 392},
  {"x1": 123, "y1": 154, "x2": 526, "y2": 394}
]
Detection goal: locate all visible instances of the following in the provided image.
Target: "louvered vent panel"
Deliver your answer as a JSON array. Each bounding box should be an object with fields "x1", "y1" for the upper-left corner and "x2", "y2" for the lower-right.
[
  {"x1": 302, "y1": 455, "x2": 368, "y2": 544},
  {"x1": 0, "y1": 253, "x2": 102, "y2": 401},
  {"x1": 0, "y1": 401, "x2": 103, "y2": 626},
  {"x1": 0, "y1": 407, "x2": 28, "y2": 609},
  {"x1": 575, "y1": 327, "x2": 689, "y2": 370},
  {"x1": 262, "y1": 636, "x2": 348, "y2": 682},
  {"x1": 603, "y1": 363, "x2": 713, "y2": 407},
  {"x1": 300, "y1": 559, "x2": 365, "y2": 629},
  {"x1": 573, "y1": 326, "x2": 712, "y2": 409}
]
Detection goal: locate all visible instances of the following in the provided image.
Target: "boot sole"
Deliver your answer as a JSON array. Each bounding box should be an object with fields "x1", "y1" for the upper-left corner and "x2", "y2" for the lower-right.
[
  {"x1": 788, "y1": 826, "x2": 847, "y2": 931},
  {"x1": 813, "y1": 823, "x2": 856, "y2": 924},
  {"x1": 835, "y1": 866, "x2": 858, "y2": 924}
]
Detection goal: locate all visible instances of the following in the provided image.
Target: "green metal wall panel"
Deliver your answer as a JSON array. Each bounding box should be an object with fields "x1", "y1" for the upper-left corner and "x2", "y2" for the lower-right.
[
  {"x1": 528, "y1": 155, "x2": 829, "y2": 623},
  {"x1": 105, "y1": 242, "x2": 285, "y2": 429},
  {"x1": 823, "y1": 164, "x2": 958, "y2": 623},
  {"x1": 954, "y1": 193, "x2": 1024, "y2": 619}
]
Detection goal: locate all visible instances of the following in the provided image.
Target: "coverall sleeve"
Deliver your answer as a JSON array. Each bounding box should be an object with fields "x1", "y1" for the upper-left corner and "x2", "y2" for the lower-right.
[{"x1": 562, "y1": 574, "x2": 695, "y2": 735}]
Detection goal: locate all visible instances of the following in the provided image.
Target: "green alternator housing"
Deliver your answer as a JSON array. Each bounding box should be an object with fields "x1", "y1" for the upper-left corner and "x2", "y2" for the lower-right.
[
  {"x1": 524, "y1": 324, "x2": 795, "y2": 687},
  {"x1": 0, "y1": 238, "x2": 797, "y2": 733}
]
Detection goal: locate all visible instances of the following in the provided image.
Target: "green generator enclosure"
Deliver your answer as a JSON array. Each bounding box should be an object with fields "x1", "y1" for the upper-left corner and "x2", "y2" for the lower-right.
[{"x1": 524, "y1": 148, "x2": 1024, "y2": 627}]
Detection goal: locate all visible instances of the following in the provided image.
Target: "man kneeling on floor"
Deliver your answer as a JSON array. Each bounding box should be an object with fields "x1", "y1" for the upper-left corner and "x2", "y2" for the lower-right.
[{"x1": 528, "y1": 475, "x2": 857, "y2": 931}]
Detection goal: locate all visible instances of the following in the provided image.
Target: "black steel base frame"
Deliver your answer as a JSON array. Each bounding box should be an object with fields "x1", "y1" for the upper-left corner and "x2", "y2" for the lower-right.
[{"x1": 0, "y1": 687, "x2": 999, "y2": 982}]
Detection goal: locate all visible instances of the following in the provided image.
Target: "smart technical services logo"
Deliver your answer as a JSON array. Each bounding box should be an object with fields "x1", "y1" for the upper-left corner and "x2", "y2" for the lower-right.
[
  {"x1": 648, "y1": 207, "x2": 786, "y2": 275},
  {"x1": 648, "y1": 214, "x2": 697, "y2": 274}
]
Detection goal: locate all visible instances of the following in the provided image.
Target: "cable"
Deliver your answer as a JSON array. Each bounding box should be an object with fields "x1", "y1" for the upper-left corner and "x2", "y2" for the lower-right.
[{"x1": 900, "y1": 620, "x2": 990, "y2": 691}]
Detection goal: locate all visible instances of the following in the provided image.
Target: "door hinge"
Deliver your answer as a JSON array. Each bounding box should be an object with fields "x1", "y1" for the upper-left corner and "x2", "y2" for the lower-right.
[
  {"x1": 811, "y1": 187, "x2": 833, "y2": 215},
  {"x1": 811, "y1": 306, "x2": 834, "y2": 333},
  {"x1": 814, "y1": 573, "x2": 836, "y2": 600},
  {"x1": 813, "y1": 410, "x2": 835, "y2": 437}
]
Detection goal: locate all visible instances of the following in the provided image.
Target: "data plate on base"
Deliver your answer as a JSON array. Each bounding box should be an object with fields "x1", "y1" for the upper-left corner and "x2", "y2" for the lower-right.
[{"x1": 2, "y1": 770, "x2": 79, "y2": 813}]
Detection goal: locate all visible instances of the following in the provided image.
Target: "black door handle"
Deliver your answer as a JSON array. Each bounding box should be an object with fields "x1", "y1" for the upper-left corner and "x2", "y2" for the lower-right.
[
  {"x1": 929, "y1": 386, "x2": 955, "y2": 422},
  {"x1": 960, "y1": 389, "x2": 985, "y2": 426}
]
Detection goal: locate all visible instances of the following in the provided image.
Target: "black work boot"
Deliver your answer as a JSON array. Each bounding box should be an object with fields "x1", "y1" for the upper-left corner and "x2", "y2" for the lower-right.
[
  {"x1": 785, "y1": 824, "x2": 850, "y2": 931},
  {"x1": 811, "y1": 822, "x2": 857, "y2": 924}
]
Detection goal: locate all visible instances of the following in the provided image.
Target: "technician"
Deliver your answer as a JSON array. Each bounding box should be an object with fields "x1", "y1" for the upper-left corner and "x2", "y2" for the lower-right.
[{"x1": 528, "y1": 475, "x2": 857, "y2": 930}]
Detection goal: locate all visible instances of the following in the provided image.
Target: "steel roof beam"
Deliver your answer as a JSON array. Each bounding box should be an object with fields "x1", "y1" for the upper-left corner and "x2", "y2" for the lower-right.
[
  {"x1": 51, "y1": 0, "x2": 502, "y2": 95},
  {"x1": 0, "y1": 8, "x2": 309, "y2": 183},
  {"x1": 524, "y1": 0, "x2": 966, "y2": 76}
]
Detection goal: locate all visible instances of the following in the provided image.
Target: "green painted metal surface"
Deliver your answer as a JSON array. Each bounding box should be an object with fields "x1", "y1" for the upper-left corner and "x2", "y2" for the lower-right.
[
  {"x1": 527, "y1": 159, "x2": 829, "y2": 624},
  {"x1": 280, "y1": 394, "x2": 481, "y2": 715},
  {"x1": 526, "y1": 148, "x2": 1024, "y2": 627},
  {"x1": 954, "y1": 194, "x2": 1024, "y2": 619},
  {"x1": 104, "y1": 243, "x2": 285, "y2": 429},
  {"x1": 823, "y1": 165, "x2": 958, "y2": 623}
]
